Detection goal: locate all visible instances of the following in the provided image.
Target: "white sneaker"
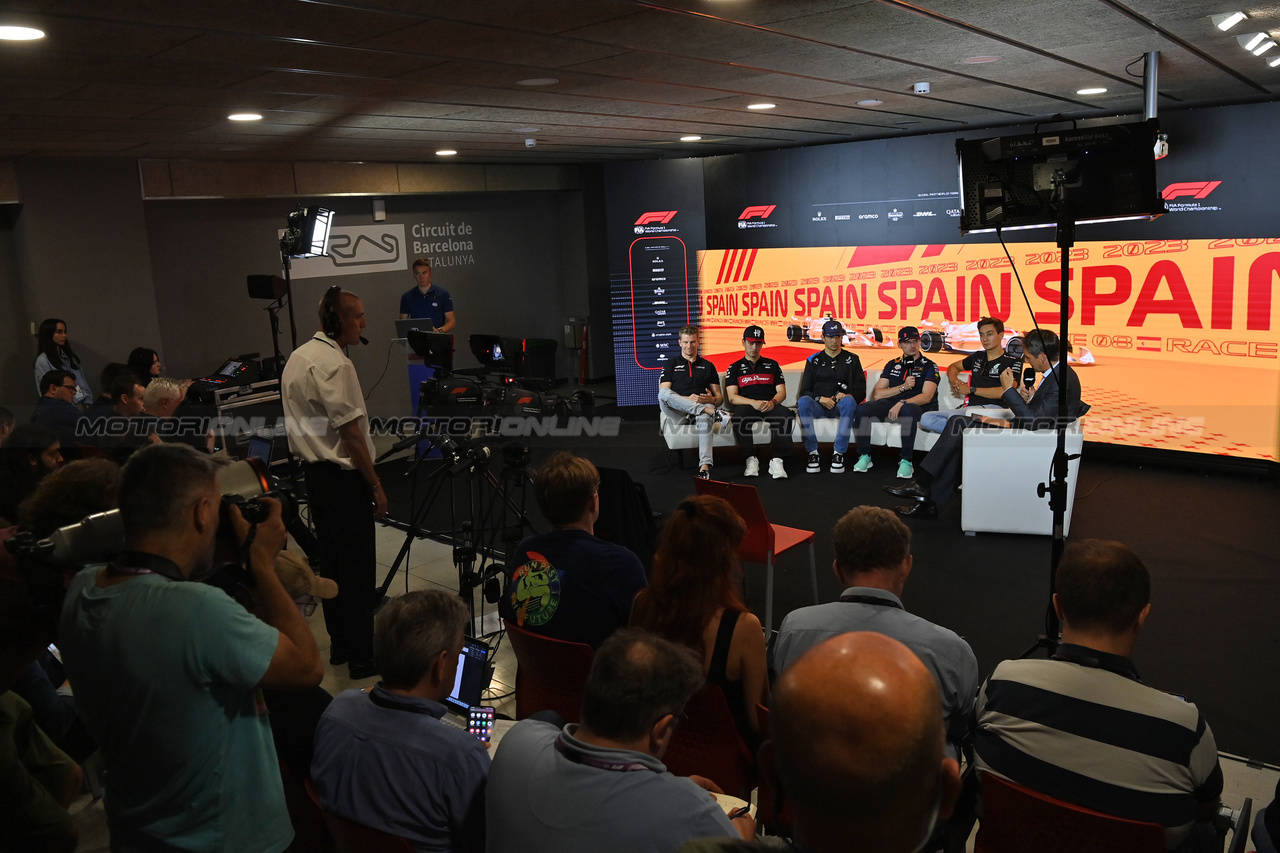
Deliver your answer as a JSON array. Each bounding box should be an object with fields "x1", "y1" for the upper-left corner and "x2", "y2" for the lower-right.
[
  {"x1": 806, "y1": 452, "x2": 821, "y2": 473},
  {"x1": 830, "y1": 452, "x2": 846, "y2": 473},
  {"x1": 852, "y1": 454, "x2": 873, "y2": 473},
  {"x1": 768, "y1": 458, "x2": 788, "y2": 479},
  {"x1": 744, "y1": 456, "x2": 760, "y2": 477}
]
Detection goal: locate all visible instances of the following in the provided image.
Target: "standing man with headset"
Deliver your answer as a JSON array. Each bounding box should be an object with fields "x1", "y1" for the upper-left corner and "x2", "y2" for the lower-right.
[
  {"x1": 282, "y1": 286, "x2": 386, "y2": 680},
  {"x1": 399, "y1": 257, "x2": 456, "y2": 333}
]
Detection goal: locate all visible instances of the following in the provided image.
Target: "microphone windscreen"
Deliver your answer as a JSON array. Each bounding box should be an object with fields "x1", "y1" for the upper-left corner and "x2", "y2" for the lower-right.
[{"x1": 359, "y1": 336, "x2": 369, "y2": 345}]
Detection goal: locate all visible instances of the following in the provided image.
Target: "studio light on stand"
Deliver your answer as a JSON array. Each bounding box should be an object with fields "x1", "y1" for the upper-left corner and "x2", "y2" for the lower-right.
[{"x1": 279, "y1": 206, "x2": 334, "y2": 350}]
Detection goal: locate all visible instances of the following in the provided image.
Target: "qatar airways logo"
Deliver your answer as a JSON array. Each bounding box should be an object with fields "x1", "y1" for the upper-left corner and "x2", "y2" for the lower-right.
[
  {"x1": 1162, "y1": 181, "x2": 1223, "y2": 213},
  {"x1": 634, "y1": 211, "x2": 679, "y2": 234},
  {"x1": 738, "y1": 204, "x2": 778, "y2": 229}
]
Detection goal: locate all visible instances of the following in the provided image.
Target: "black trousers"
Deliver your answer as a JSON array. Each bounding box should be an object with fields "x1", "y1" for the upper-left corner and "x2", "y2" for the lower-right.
[
  {"x1": 732, "y1": 404, "x2": 794, "y2": 458},
  {"x1": 305, "y1": 462, "x2": 376, "y2": 662},
  {"x1": 920, "y1": 416, "x2": 1005, "y2": 506}
]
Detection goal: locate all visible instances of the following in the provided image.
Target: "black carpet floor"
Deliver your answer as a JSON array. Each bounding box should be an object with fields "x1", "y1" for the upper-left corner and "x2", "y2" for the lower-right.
[{"x1": 377, "y1": 415, "x2": 1280, "y2": 766}]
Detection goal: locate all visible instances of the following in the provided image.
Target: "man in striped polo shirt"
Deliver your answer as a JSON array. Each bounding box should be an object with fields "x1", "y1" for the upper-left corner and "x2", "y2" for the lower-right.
[{"x1": 975, "y1": 539, "x2": 1223, "y2": 851}]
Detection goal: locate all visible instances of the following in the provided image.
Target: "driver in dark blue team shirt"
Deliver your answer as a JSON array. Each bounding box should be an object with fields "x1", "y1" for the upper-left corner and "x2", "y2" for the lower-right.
[
  {"x1": 724, "y1": 325, "x2": 792, "y2": 479},
  {"x1": 501, "y1": 452, "x2": 647, "y2": 649},
  {"x1": 851, "y1": 326, "x2": 940, "y2": 480}
]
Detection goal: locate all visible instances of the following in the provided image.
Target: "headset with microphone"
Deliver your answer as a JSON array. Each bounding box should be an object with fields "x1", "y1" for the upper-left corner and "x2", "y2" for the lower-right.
[{"x1": 320, "y1": 285, "x2": 369, "y2": 346}]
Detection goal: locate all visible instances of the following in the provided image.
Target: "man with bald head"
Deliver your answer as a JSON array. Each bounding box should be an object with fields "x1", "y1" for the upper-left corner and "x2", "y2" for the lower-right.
[{"x1": 681, "y1": 632, "x2": 961, "y2": 853}]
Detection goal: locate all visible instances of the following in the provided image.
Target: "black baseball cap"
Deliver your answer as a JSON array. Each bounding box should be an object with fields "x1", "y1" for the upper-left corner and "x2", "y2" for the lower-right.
[
  {"x1": 898, "y1": 326, "x2": 920, "y2": 342},
  {"x1": 743, "y1": 325, "x2": 765, "y2": 342}
]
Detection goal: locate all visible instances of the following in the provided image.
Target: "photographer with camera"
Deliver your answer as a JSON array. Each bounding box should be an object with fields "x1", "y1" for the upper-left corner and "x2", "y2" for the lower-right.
[{"x1": 57, "y1": 444, "x2": 323, "y2": 853}]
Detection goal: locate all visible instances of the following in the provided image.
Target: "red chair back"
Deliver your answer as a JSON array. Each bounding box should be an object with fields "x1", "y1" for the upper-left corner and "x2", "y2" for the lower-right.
[
  {"x1": 303, "y1": 777, "x2": 414, "y2": 853},
  {"x1": 692, "y1": 477, "x2": 729, "y2": 499},
  {"x1": 503, "y1": 619, "x2": 595, "y2": 723},
  {"x1": 975, "y1": 771, "x2": 1166, "y2": 853},
  {"x1": 278, "y1": 758, "x2": 336, "y2": 853},
  {"x1": 723, "y1": 483, "x2": 777, "y2": 564},
  {"x1": 661, "y1": 683, "x2": 756, "y2": 800}
]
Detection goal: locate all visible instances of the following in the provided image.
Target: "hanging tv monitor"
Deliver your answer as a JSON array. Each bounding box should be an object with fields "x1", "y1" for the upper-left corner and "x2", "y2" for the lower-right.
[{"x1": 956, "y1": 118, "x2": 1164, "y2": 234}]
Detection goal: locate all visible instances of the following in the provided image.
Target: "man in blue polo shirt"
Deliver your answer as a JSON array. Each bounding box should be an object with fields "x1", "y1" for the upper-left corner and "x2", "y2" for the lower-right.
[{"x1": 399, "y1": 257, "x2": 457, "y2": 332}]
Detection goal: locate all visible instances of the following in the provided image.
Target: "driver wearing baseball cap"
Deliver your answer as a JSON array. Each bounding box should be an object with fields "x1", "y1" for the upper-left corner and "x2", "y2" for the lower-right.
[
  {"x1": 723, "y1": 326, "x2": 793, "y2": 479},
  {"x1": 850, "y1": 326, "x2": 940, "y2": 479}
]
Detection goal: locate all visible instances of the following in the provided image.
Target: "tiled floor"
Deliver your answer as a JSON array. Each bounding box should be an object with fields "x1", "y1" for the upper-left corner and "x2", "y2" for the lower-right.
[{"x1": 65, "y1": 520, "x2": 1280, "y2": 850}]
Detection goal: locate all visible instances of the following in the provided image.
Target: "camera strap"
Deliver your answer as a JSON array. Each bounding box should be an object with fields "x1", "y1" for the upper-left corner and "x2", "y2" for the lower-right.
[{"x1": 107, "y1": 551, "x2": 184, "y2": 582}]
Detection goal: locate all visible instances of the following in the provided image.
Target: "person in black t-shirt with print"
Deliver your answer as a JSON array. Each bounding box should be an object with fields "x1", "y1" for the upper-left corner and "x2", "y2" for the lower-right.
[
  {"x1": 920, "y1": 317, "x2": 1022, "y2": 433},
  {"x1": 723, "y1": 325, "x2": 792, "y2": 479}
]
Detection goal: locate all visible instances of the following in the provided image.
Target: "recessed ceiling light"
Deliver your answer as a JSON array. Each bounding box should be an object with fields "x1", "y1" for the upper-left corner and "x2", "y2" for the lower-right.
[
  {"x1": 1270, "y1": 56, "x2": 1280, "y2": 67},
  {"x1": 680, "y1": 135, "x2": 702, "y2": 141},
  {"x1": 1076, "y1": 87, "x2": 1107, "y2": 95},
  {"x1": 856, "y1": 99, "x2": 884, "y2": 107},
  {"x1": 747, "y1": 102, "x2": 776, "y2": 110},
  {"x1": 1239, "y1": 32, "x2": 1269, "y2": 51},
  {"x1": 0, "y1": 26, "x2": 44, "y2": 40},
  {"x1": 960, "y1": 55, "x2": 1002, "y2": 64},
  {"x1": 1254, "y1": 39, "x2": 1277, "y2": 55},
  {"x1": 513, "y1": 126, "x2": 541, "y2": 133},
  {"x1": 516, "y1": 77, "x2": 559, "y2": 86},
  {"x1": 436, "y1": 149, "x2": 457, "y2": 156},
  {"x1": 1212, "y1": 12, "x2": 1247, "y2": 31},
  {"x1": 228, "y1": 113, "x2": 262, "y2": 121}
]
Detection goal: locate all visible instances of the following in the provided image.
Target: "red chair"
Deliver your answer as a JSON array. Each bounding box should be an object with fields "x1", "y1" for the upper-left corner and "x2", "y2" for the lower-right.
[
  {"x1": 278, "y1": 758, "x2": 336, "y2": 853},
  {"x1": 660, "y1": 684, "x2": 756, "y2": 800},
  {"x1": 503, "y1": 619, "x2": 595, "y2": 723},
  {"x1": 975, "y1": 771, "x2": 1166, "y2": 853},
  {"x1": 726, "y1": 482, "x2": 818, "y2": 635},
  {"x1": 303, "y1": 777, "x2": 414, "y2": 853},
  {"x1": 753, "y1": 703, "x2": 795, "y2": 838}
]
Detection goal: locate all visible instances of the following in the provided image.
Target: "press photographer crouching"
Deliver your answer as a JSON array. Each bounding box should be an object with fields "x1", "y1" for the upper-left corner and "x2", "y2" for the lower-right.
[{"x1": 57, "y1": 443, "x2": 323, "y2": 852}]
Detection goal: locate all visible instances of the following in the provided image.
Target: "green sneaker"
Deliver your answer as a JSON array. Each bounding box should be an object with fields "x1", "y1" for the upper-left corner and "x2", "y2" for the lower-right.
[
  {"x1": 852, "y1": 454, "x2": 873, "y2": 473},
  {"x1": 897, "y1": 459, "x2": 914, "y2": 479}
]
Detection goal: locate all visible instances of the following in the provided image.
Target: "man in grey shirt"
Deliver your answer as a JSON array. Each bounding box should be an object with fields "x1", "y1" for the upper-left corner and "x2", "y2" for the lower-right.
[
  {"x1": 774, "y1": 506, "x2": 978, "y2": 758},
  {"x1": 486, "y1": 629, "x2": 754, "y2": 853}
]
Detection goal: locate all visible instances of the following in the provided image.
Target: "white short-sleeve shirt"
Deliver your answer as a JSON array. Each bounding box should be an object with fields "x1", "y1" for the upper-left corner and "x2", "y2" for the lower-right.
[{"x1": 281, "y1": 332, "x2": 374, "y2": 467}]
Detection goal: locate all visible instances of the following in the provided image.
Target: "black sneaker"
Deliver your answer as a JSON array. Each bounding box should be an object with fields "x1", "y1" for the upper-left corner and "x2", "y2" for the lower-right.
[
  {"x1": 696, "y1": 467, "x2": 712, "y2": 480},
  {"x1": 806, "y1": 452, "x2": 821, "y2": 474}
]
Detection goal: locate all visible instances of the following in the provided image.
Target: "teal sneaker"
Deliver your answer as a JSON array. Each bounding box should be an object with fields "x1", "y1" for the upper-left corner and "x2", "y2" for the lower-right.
[
  {"x1": 851, "y1": 454, "x2": 873, "y2": 473},
  {"x1": 897, "y1": 459, "x2": 914, "y2": 479}
]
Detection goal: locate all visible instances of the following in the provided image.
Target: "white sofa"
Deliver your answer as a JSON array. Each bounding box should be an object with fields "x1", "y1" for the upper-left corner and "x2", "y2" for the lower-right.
[
  {"x1": 960, "y1": 420, "x2": 1084, "y2": 536},
  {"x1": 659, "y1": 367, "x2": 970, "y2": 459}
]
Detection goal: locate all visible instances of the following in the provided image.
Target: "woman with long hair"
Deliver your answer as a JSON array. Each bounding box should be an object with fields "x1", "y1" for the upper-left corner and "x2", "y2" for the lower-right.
[
  {"x1": 34, "y1": 319, "x2": 91, "y2": 405},
  {"x1": 127, "y1": 347, "x2": 163, "y2": 388},
  {"x1": 630, "y1": 494, "x2": 768, "y2": 744}
]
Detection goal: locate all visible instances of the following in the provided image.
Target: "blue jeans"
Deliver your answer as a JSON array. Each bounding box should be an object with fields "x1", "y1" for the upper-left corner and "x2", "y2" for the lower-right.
[
  {"x1": 920, "y1": 404, "x2": 1002, "y2": 433},
  {"x1": 797, "y1": 395, "x2": 856, "y2": 453}
]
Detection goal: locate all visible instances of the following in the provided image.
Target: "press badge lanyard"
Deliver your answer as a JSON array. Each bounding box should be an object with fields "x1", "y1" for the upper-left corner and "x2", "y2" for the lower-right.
[
  {"x1": 1051, "y1": 643, "x2": 1141, "y2": 683},
  {"x1": 555, "y1": 732, "x2": 654, "y2": 773},
  {"x1": 105, "y1": 551, "x2": 183, "y2": 582}
]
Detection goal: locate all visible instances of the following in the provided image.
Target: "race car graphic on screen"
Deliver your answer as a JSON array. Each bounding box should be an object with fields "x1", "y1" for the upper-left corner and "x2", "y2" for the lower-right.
[{"x1": 785, "y1": 317, "x2": 1096, "y2": 364}]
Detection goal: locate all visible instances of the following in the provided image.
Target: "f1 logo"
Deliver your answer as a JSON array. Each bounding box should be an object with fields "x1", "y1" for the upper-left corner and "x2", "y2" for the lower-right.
[
  {"x1": 739, "y1": 205, "x2": 777, "y2": 220},
  {"x1": 1161, "y1": 181, "x2": 1221, "y2": 200},
  {"x1": 635, "y1": 211, "x2": 677, "y2": 225}
]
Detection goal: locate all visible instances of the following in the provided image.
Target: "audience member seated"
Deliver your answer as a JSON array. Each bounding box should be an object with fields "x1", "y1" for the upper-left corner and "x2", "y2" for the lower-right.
[
  {"x1": 500, "y1": 452, "x2": 647, "y2": 649},
  {"x1": 773, "y1": 506, "x2": 977, "y2": 758},
  {"x1": 77, "y1": 363, "x2": 133, "y2": 450},
  {"x1": 58, "y1": 444, "x2": 322, "y2": 853},
  {"x1": 312, "y1": 589, "x2": 489, "y2": 853},
  {"x1": 32, "y1": 370, "x2": 82, "y2": 458},
  {"x1": 631, "y1": 496, "x2": 768, "y2": 747},
  {"x1": 33, "y1": 318, "x2": 91, "y2": 406},
  {"x1": 0, "y1": 425, "x2": 63, "y2": 525},
  {"x1": 11, "y1": 653, "x2": 95, "y2": 764},
  {"x1": 0, "y1": 406, "x2": 15, "y2": 447},
  {"x1": 487, "y1": 628, "x2": 754, "y2": 852},
  {"x1": 143, "y1": 376, "x2": 213, "y2": 452},
  {"x1": 96, "y1": 371, "x2": 159, "y2": 463},
  {"x1": 127, "y1": 346, "x2": 163, "y2": 388},
  {"x1": 680, "y1": 632, "x2": 962, "y2": 853},
  {"x1": 0, "y1": 689, "x2": 83, "y2": 853},
  {"x1": 975, "y1": 539, "x2": 1223, "y2": 852}
]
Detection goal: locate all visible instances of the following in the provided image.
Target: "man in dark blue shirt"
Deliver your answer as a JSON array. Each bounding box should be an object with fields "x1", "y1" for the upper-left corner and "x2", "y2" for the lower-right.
[
  {"x1": 658, "y1": 325, "x2": 726, "y2": 479},
  {"x1": 724, "y1": 325, "x2": 792, "y2": 479},
  {"x1": 851, "y1": 327, "x2": 940, "y2": 480},
  {"x1": 502, "y1": 453, "x2": 646, "y2": 648},
  {"x1": 32, "y1": 370, "x2": 82, "y2": 456},
  {"x1": 796, "y1": 320, "x2": 865, "y2": 474},
  {"x1": 398, "y1": 257, "x2": 456, "y2": 333}
]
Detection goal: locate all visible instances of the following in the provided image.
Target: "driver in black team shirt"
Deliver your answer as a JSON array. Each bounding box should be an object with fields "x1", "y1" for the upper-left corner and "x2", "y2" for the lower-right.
[
  {"x1": 921, "y1": 317, "x2": 1022, "y2": 434},
  {"x1": 658, "y1": 325, "x2": 727, "y2": 480},
  {"x1": 724, "y1": 325, "x2": 792, "y2": 479}
]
